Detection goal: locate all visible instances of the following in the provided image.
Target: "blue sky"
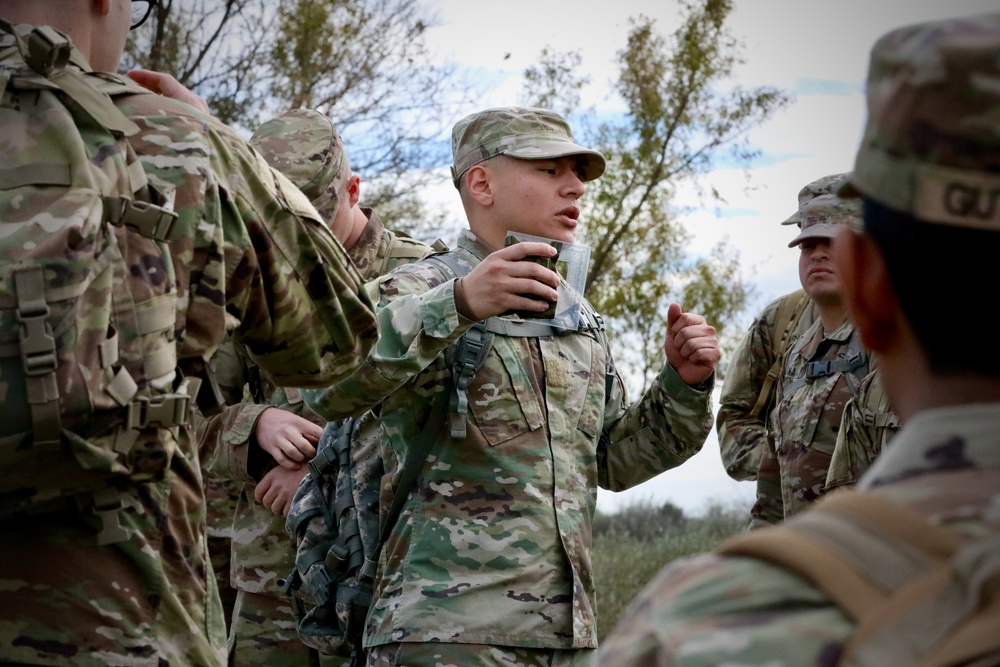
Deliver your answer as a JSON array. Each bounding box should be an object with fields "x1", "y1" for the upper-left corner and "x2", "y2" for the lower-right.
[{"x1": 417, "y1": 0, "x2": 998, "y2": 516}]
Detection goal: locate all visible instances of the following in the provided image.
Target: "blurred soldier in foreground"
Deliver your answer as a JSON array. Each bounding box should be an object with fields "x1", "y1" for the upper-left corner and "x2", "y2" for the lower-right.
[
  {"x1": 749, "y1": 193, "x2": 869, "y2": 526},
  {"x1": 199, "y1": 109, "x2": 434, "y2": 666},
  {"x1": 0, "y1": 2, "x2": 377, "y2": 665},
  {"x1": 716, "y1": 173, "x2": 848, "y2": 481},
  {"x1": 304, "y1": 106, "x2": 720, "y2": 666},
  {"x1": 597, "y1": 12, "x2": 1000, "y2": 666}
]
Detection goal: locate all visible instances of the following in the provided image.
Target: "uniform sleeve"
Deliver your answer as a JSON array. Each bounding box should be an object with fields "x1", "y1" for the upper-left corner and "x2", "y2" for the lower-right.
[
  {"x1": 116, "y1": 92, "x2": 378, "y2": 389},
  {"x1": 304, "y1": 264, "x2": 476, "y2": 420},
  {"x1": 716, "y1": 312, "x2": 778, "y2": 481},
  {"x1": 198, "y1": 402, "x2": 271, "y2": 483},
  {"x1": 595, "y1": 553, "x2": 852, "y2": 667},
  {"x1": 749, "y1": 424, "x2": 784, "y2": 528},
  {"x1": 598, "y1": 357, "x2": 714, "y2": 492}
]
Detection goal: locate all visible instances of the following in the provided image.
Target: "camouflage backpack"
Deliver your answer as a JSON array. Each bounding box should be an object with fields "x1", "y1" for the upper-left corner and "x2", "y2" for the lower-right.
[
  {"x1": 720, "y1": 490, "x2": 1000, "y2": 666},
  {"x1": 0, "y1": 22, "x2": 186, "y2": 542},
  {"x1": 283, "y1": 316, "x2": 489, "y2": 666}
]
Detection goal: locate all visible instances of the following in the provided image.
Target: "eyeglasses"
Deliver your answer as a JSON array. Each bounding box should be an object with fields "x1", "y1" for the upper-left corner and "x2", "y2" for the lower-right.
[{"x1": 130, "y1": 0, "x2": 157, "y2": 30}]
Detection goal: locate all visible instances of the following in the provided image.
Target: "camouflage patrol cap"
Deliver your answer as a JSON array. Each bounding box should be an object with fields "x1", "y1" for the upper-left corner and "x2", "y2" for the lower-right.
[
  {"x1": 250, "y1": 109, "x2": 348, "y2": 222},
  {"x1": 781, "y1": 172, "x2": 852, "y2": 226},
  {"x1": 451, "y1": 106, "x2": 606, "y2": 188},
  {"x1": 787, "y1": 194, "x2": 862, "y2": 247},
  {"x1": 839, "y1": 13, "x2": 1000, "y2": 232}
]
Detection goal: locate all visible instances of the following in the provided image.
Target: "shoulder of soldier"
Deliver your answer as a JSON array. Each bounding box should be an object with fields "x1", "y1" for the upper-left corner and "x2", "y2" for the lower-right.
[
  {"x1": 600, "y1": 551, "x2": 848, "y2": 665},
  {"x1": 373, "y1": 247, "x2": 463, "y2": 299}
]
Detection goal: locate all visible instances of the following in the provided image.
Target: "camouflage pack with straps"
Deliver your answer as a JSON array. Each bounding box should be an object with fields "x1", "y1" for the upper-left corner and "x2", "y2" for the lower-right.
[
  {"x1": 0, "y1": 22, "x2": 190, "y2": 543},
  {"x1": 720, "y1": 490, "x2": 1000, "y2": 666},
  {"x1": 283, "y1": 247, "x2": 611, "y2": 663}
]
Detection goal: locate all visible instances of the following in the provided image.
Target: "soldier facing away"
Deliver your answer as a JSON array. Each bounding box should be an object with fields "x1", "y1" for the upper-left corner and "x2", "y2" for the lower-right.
[
  {"x1": 0, "y1": 2, "x2": 377, "y2": 665},
  {"x1": 596, "y1": 12, "x2": 1000, "y2": 666},
  {"x1": 303, "y1": 106, "x2": 721, "y2": 666},
  {"x1": 199, "y1": 108, "x2": 435, "y2": 667}
]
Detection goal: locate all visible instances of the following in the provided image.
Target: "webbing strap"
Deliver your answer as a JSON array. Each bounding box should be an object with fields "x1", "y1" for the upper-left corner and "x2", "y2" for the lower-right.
[
  {"x1": 750, "y1": 290, "x2": 810, "y2": 418},
  {"x1": 14, "y1": 266, "x2": 61, "y2": 444},
  {"x1": 0, "y1": 163, "x2": 71, "y2": 189},
  {"x1": 447, "y1": 323, "x2": 491, "y2": 438}
]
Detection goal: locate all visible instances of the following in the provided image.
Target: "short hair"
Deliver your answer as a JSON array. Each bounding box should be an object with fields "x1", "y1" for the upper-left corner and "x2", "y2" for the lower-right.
[{"x1": 863, "y1": 197, "x2": 1000, "y2": 377}]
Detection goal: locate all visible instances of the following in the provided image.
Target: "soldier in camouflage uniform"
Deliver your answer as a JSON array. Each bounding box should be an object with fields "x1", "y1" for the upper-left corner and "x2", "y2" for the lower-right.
[
  {"x1": 824, "y1": 362, "x2": 899, "y2": 492},
  {"x1": 304, "y1": 106, "x2": 721, "y2": 666},
  {"x1": 715, "y1": 175, "x2": 850, "y2": 481},
  {"x1": 0, "y1": 3, "x2": 377, "y2": 666},
  {"x1": 198, "y1": 109, "x2": 435, "y2": 667},
  {"x1": 749, "y1": 193, "x2": 869, "y2": 526},
  {"x1": 596, "y1": 13, "x2": 1000, "y2": 665}
]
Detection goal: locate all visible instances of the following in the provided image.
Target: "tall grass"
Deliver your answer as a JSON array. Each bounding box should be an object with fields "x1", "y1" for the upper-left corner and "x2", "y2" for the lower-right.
[{"x1": 592, "y1": 499, "x2": 748, "y2": 640}]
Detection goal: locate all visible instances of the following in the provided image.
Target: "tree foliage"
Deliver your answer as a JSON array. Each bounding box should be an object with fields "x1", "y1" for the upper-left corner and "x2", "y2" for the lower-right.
[
  {"x1": 125, "y1": 0, "x2": 468, "y2": 233},
  {"x1": 522, "y1": 0, "x2": 790, "y2": 389}
]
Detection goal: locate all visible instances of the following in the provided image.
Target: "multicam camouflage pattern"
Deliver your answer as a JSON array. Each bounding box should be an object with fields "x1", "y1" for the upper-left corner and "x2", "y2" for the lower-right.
[
  {"x1": 786, "y1": 193, "x2": 864, "y2": 247},
  {"x1": 595, "y1": 404, "x2": 1000, "y2": 667},
  {"x1": 369, "y1": 641, "x2": 593, "y2": 666},
  {"x1": 842, "y1": 13, "x2": 1000, "y2": 230},
  {"x1": 781, "y1": 172, "x2": 852, "y2": 225},
  {"x1": 200, "y1": 209, "x2": 433, "y2": 664},
  {"x1": 825, "y1": 364, "x2": 899, "y2": 492},
  {"x1": 717, "y1": 176, "x2": 852, "y2": 482},
  {"x1": 228, "y1": 591, "x2": 345, "y2": 667},
  {"x1": 304, "y1": 230, "x2": 714, "y2": 650},
  {"x1": 0, "y1": 29, "x2": 377, "y2": 667},
  {"x1": 716, "y1": 291, "x2": 816, "y2": 480},
  {"x1": 750, "y1": 317, "x2": 868, "y2": 526},
  {"x1": 249, "y1": 109, "x2": 348, "y2": 227},
  {"x1": 450, "y1": 106, "x2": 606, "y2": 186}
]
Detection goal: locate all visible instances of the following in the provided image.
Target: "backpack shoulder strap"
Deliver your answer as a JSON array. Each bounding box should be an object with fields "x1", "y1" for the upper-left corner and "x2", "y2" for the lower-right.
[
  {"x1": 750, "y1": 289, "x2": 811, "y2": 418},
  {"x1": 718, "y1": 489, "x2": 1000, "y2": 667}
]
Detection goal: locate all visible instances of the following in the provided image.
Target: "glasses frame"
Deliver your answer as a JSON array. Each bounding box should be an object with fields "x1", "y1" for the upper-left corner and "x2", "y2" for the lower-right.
[{"x1": 130, "y1": 0, "x2": 158, "y2": 31}]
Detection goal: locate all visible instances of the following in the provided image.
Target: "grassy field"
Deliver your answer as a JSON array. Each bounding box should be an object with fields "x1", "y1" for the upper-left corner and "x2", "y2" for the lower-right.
[{"x1": 591, "y1": 500, "x2": 747, "y2": 640}]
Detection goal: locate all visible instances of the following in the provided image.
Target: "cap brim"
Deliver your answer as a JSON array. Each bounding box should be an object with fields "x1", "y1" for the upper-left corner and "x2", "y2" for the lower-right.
[
  {"x1": 781, "y1": 210, "x2": 801, "y2": 226},
  {"x1": 505, "y1": 141, "x2": 607, "y2": 181},
  {"x1": 788, "y1": 223, "x2": 840, "y2": 248}
]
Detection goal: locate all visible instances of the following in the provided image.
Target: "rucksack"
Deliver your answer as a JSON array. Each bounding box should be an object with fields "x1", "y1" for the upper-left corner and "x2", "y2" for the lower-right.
[
  {"x1": 283, "y1": 247, "x2": 611, "y2": 663},
  {"x1": 0, "y1": 22, "x2": 187, "y2": 543},
  {"x1": 719, "y1": 489, "x2": 1000, "y2": 666},
  {"x1": 749, "y1": 288, "x2": 812, "y2": 419}
]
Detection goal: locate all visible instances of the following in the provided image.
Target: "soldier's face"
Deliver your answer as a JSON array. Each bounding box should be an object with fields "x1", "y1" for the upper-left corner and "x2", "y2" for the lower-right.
[
  {"x1": 488, "y1": 155, "x2": 586, "y2": 246},
  {"x1": 798, "y1": 238, "x2": 843, "y2": 306}
]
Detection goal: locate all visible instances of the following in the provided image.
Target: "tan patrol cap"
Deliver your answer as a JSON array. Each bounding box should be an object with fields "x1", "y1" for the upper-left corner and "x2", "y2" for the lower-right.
[
  {"x1": 451, "y1": 106, "x2": 606, "y2": 188},
  {"x1": 781, "y1": 172, "x2": 852, "y2": 226},
  {"x1": 839, "y1": 13, "x2": 1000, "y2": 232},
  {"x1": 250, "y1": 109, "x2": 348, "y2": 223},
  {"x1": 787, "y1": 194, "x2": 862, "y2": 247}
]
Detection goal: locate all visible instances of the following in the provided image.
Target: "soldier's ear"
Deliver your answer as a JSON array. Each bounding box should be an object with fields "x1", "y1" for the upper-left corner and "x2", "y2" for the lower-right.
[
  {"x1": 465, "y1": 165, "x2": 494, "y2": 207},
  {"x1": 347, "y1": 174, "x2": 361, "y2": 208},
  {"x1": 93, "y1": 0, "x2": 111, "y2": 16},
  {"x1": 833, "y1": 227, "x2": 898, "y2": 353}
]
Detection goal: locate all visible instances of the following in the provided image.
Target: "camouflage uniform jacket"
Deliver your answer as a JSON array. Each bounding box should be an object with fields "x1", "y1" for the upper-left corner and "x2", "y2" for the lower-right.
[
  {"x1": 304, "y1": 230, "x2": 714, "y2": 650},
  {"x1": 595, "y1": 402, "x2": 1000, "y2": 667},
  {"x1": 200, "y1": 209, "x2": 431, "y2": 597},
  {"x1": 716, "y1": 292, "x2": 817, "y2": 481},
  {"x1": 825, "y1": 362, "x2": 899, "y2": 492},
  {"x1": 0, "y1": 35, "x2": 377, "y2": 667},
  {"x1": 750, "y1": 317, "x2": 867, "y2": 527}
]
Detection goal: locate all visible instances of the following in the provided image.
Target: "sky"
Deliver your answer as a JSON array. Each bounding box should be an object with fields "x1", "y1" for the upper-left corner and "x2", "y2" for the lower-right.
[{"x1": 411, "y1": 0, "x2": 997, "y2": 516}]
